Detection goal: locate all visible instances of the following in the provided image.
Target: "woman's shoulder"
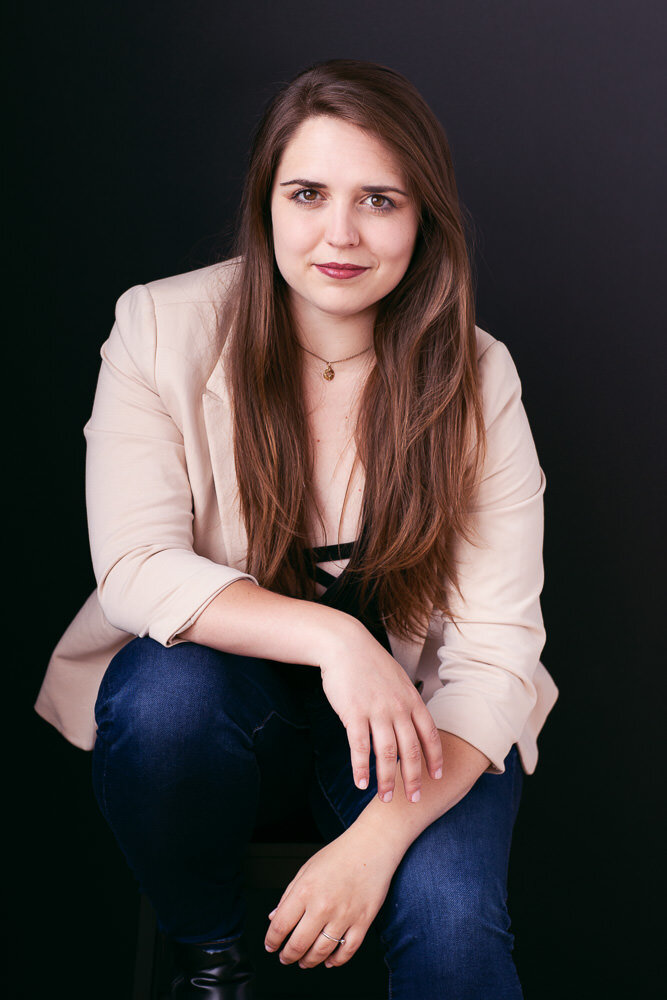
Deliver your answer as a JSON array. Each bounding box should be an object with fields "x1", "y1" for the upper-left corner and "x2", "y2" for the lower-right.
[
  {"x1": 473, "y1": 325, "x2": 528, "y2": 428},
  {"x1": 142, "y1": 255, "x2": 243, "y2": 312},
  {"x1": 474, "y1": 323, "x2": 522, "y2": 379},
  {"x1": 474, "y1": 323, "x2": 499, "y2": 360},
  {"x1": 109, "y1": 257, "x2": 243, "y2": 380}
]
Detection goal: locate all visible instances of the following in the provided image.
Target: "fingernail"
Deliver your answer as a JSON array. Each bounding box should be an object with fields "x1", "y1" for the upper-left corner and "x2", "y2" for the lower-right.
[
  {"x1": 382, "y1": 790, "x2": 393, "y2": 803},
  {"x1": 325, "y1": 961, "x2": 333, "y2": 968},
  {"x1": 358, "y1": 777, "x2": 368, "y2": 789},
  {"x1": 434, "y1": 768, "x2": 442, "y2": 779},
  {"x1": 265, "y1": 944, "x2": 274, "y2": 951},
  {"x1": 268, "y1": 909, "x2": 277, "y2": 918},
  {"x1": 411, "y1": 790, "x2": 421, "y2": 803}
]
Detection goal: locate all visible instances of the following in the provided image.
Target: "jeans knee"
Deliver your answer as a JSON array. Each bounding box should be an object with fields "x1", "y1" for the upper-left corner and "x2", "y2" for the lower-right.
[
  {"x1": 443, "y1": 881, "x2": 514, "y2": 956},
  {"x1": 381, "y1": 874, "x2": 515, "y2": 983},
  {"x1": 94, "y1": 636, "x2": 242, "y2": 752}
]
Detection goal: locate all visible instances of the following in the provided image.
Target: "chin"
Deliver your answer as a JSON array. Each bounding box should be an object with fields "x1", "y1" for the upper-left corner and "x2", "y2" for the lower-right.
[{"x1": 319, "y1": 291, "x2": 381, "y2": 311}]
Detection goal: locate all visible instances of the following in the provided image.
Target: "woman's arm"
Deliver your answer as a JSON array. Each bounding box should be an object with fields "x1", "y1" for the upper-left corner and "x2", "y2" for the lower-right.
[
  {"x1": 263, "y1": 730, "x2": 491, "y2": 966},
  {"x1": 423, "y1": 339, "x2": 548, "y2": 775},
  {"x1": 85, "y1": 283, "x2": 261, "y2": 645},
  {"x1": 181, "y1": 580, "x2": 445, "y2": 802},
  {"x1": 346, "y1": 729, "x2": 491, "y2": 867},
  {"x1": 177, "y1": 577, "x2": 362, "y2": 668}
]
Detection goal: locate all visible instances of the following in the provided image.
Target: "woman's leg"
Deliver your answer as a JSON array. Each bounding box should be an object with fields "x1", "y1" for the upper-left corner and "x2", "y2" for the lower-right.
[
  {"x1": 91, "y1": 636, "x2": 314, "y2": 944},
  {"x1": 302, "y1": 679, "x2": 525, "y2": 999},
  {"x1": 373, "y1": 744, "x2": 524, "y2": 999}
]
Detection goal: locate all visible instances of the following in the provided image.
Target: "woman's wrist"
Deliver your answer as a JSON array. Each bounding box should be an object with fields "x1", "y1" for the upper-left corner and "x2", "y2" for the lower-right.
[
  {"x1": 313, "y1": 611, "x2": 370, "y2": 671},
  {"x1": 337, "y1": 819, "x2": 406, "y2": 875}
]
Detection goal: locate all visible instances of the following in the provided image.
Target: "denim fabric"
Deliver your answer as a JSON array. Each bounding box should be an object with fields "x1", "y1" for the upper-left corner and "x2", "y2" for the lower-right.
[{"x1": 92, "y1": 635, "x2": 524, "y2": 998}]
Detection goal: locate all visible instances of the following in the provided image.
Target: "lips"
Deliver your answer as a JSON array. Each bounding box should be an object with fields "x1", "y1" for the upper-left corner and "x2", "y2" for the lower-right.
[
  {"x1": 314, "y1": 262, "x2": 370, "y2": 279},
  {"x1": 318, "y1": 262, "x2": 369, "y2": 269}
]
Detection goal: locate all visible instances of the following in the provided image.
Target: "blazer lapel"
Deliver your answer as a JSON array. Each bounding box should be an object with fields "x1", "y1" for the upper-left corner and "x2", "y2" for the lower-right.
[{"x1": 202, "y1": 336, "x2": 250, "y2": 572}]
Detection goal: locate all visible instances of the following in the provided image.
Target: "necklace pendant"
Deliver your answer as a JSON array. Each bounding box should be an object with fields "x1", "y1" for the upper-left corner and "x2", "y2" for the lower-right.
[{"x1": 323, "y1": 364, "x2": 335, "y2": 381}]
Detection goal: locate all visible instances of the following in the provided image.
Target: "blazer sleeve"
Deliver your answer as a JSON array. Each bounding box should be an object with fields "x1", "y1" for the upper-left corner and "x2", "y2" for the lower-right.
[
  {"x1": 83, "y1": 282, "x2": 259, "y2": 646},
  {"x1": 424, "y1": 339, "x2": 547, "y2": 775}
]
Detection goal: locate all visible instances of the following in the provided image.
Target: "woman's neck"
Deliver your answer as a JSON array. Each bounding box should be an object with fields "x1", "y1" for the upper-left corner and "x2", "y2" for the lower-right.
[{"x1": 289, "y1": 292, "x2": 377, "y2": 363}]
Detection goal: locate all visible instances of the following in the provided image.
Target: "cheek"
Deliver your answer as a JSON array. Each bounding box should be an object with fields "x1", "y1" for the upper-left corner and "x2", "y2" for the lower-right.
[
  {"x1": 376, "y1": 227, "x2": 417, "y2": 272},
  {"x1": 273, "y1": 202, "x2": 316, "y2": 246}
]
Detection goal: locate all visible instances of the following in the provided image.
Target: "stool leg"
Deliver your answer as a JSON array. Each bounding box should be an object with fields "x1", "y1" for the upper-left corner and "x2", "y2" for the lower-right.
[{"x1": 133, "y1": 894, "x2": 162, "y2": 1000}]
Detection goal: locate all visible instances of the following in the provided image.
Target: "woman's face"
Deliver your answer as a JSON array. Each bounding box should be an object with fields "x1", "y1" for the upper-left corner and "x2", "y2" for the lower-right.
[{"x1": 270, "y1": 115, "x2": 420, "y2": 327}]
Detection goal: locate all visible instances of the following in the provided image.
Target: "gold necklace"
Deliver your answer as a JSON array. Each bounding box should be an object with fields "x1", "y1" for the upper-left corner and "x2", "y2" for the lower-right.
[{"x1": 300, "y1": 343, "x2": 374, "y2": 381}]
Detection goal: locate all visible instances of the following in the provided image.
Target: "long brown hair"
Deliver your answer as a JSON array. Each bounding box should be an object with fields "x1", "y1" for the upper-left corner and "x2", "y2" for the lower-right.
[{"x1": 221, "y1": 58, "x2": 487, "y2": 643}]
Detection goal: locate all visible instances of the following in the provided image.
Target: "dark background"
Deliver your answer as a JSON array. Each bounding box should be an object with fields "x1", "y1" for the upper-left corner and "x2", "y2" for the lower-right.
[{"x1": 11, "y1": 1, "x2": 664, "y2": 997}]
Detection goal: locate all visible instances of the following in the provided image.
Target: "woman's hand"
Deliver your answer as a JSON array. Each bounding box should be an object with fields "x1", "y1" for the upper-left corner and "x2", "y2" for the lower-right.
[
  {"x1": 317, "y1": 618, "x2": 443, "y2": 805},
  {"x1": 264, "y1": 826, "x2": 397, "y2": 969}
]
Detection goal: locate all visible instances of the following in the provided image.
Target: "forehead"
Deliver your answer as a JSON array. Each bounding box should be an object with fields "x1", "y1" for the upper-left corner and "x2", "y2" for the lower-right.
[{"x1": 276, "y1": 115, "x2": 405, "y2": 183}]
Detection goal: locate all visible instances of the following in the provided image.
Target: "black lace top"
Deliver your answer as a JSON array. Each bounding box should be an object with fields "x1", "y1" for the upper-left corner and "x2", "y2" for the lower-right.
[{"x1": 301, "y1": 534, "x2": 393, "y2": 656}]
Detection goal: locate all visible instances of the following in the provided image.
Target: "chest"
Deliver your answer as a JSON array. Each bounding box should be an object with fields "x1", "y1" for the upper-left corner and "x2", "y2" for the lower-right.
[{"x1": 303, "y1": 375, "x2": 365, "y2": 552}]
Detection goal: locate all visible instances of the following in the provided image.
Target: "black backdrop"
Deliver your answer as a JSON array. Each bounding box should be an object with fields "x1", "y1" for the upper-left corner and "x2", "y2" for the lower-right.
[{"x1": 11, "y1": 2, "x2": 664, "y2": 997}]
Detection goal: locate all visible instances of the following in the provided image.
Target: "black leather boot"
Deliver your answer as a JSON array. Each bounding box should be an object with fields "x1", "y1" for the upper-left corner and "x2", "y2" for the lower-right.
[{"x1": 163, "y1": 935, "x2": 256, "y2": 999}]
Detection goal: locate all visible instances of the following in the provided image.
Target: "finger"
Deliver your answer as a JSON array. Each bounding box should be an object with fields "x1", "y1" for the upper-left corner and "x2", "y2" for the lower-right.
[
  {"x1": 266, "y1": 875, "x2": 298, "y2": 923},
  {"x1": 393, "y1": 717, "x2": 426, "y2": 803},
  {"x1": 369, "y1": 717, "x2": 398, "y2": 802},
  {"x1": 345, "y1": 716, "x2": 372, "y2": 791},
  {"x1": 264, "y1": 894, "x2": 306, "y2": 954},
  {"x1": 297, "y1": 923, "x2": 351, "y2": 968},
  {"x1": 412, "y1": 702, "x2": 443, "y2": 780},
  {"x1": 277, "y1": 909, "x2": 335, "y2": 965},
  {"x1": 324, "y1": 926, "x2": 364, "y2": 968}
]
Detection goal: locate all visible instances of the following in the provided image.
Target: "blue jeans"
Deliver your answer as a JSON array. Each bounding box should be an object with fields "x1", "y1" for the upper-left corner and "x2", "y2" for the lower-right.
[{"x1": 92, "y1": 636, "x2": 524, "y2": 998}]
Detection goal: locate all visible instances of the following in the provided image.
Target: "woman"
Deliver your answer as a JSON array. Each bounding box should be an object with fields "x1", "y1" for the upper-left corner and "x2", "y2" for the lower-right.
[{"x1": 35, "y1": 58, "x2": 559, "y2": 998}]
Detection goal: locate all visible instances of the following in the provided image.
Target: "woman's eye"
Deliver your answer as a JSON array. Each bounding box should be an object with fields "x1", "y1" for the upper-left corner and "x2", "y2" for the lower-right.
[
  {"x1": 291, "y1": 188, "x2": 321, "y2": 204},
  {"x1": 365, "y1": 194, "x2": 395, "y2": 212}
]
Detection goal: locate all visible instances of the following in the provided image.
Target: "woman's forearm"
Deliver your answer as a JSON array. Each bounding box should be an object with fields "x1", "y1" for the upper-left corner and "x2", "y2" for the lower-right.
[
  {"x1": 177, "y1": 578, "x2": 362, "y2": 667},
  {"x1": 349, "y1": 731, "x2": 492, "y2": 867}
]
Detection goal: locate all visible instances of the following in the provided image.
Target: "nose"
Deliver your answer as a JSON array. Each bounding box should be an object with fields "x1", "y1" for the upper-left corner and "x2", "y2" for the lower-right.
[{"x1": 324, "y1": 202, "x2": 360, "y2": 248}]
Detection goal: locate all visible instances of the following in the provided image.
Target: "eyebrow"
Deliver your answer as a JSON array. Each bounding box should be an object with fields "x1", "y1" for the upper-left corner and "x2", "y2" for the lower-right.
[{"x1": 279, "y1": 178, "x2": 408, "y2": 196}]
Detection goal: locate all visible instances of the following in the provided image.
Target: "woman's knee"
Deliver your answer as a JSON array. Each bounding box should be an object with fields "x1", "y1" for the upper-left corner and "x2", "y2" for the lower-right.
[
  {"x1": 94, "y1": 635, "x2": 247, "y2": 751},
  {"x1": 378, "y1": 856, "x2": 517, "y2": 984}
]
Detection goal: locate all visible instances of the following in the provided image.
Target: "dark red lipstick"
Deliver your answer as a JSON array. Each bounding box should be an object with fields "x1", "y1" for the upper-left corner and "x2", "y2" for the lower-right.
[{"x1": 315, "y1": 262, "x2": 370, "y2": 279}]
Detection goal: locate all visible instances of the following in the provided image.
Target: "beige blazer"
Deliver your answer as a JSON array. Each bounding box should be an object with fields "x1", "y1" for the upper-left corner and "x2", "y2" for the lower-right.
[{"x1": 34, "y1": 257, "x2": 559, "y2": 776}]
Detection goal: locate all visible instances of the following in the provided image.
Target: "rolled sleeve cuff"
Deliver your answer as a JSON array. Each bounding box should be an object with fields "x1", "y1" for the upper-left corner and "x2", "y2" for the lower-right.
[
  {"x1": 424, "y1": 689, "x2": 520, "y2": 775},
  {"x1": 135, "y1": 565, "x2": 260, "y2": 647}
]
